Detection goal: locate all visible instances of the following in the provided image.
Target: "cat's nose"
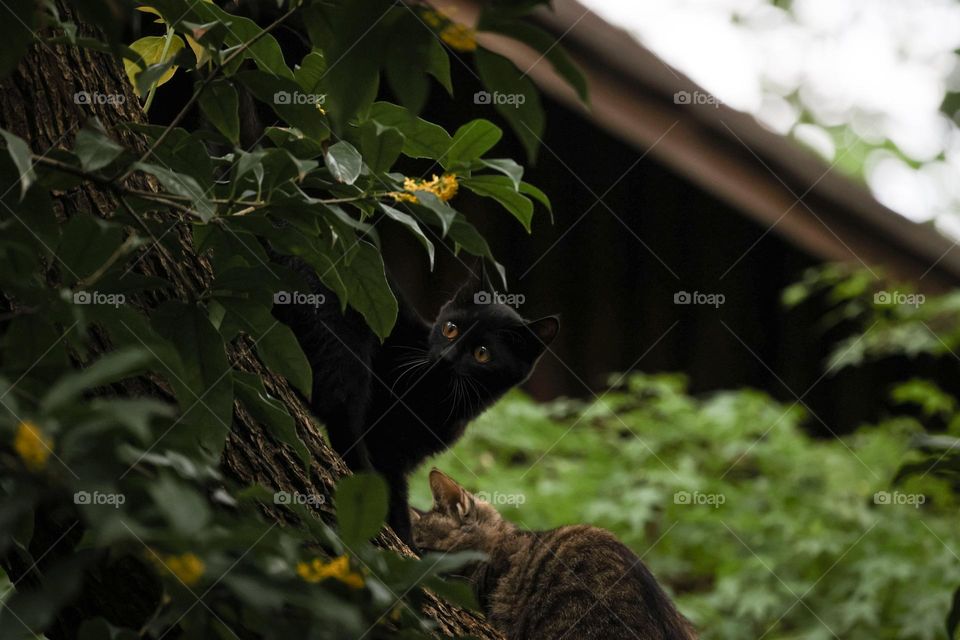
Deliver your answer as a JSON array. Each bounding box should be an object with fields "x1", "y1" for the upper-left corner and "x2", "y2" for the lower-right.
[{"x1": 438, "y1": 345, "x2": 458, "y2": 363}]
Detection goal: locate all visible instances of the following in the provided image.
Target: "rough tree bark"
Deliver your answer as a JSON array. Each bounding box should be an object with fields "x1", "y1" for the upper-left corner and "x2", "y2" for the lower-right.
[{"x1": 0, "y1": 4, "x2": 502, "y2": 638}]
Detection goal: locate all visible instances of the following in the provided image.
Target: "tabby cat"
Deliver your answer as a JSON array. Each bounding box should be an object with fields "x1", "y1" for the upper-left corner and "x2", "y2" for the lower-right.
[
  {"x1": 273, "y1": 265, "x2": 558, "y2": 545},
  {"x1": 412, "y1": 469, "x2": 698, "y2": 640}
]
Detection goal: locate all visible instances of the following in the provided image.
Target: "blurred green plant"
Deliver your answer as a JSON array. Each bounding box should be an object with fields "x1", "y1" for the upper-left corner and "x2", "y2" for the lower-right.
[
  {"x1": 783, "y1": 264, "x2": 960, "y2": 638},
  {"x1": 414, "y1": 374, "x2": 960, "y2": 640}
]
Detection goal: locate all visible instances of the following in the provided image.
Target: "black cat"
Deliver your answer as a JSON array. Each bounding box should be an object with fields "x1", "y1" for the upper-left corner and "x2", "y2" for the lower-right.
[{"x1": 273, "y1": 264, "x2": 558, "y2": 545}]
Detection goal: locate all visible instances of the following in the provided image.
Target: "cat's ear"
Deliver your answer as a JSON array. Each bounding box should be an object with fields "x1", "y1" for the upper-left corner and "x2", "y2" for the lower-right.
[
  {"x1": 524, "y1": 315, "x2": 560, "y2": 351},
  {"x1": 429, "y1": 468, "x2": 475, "y2": 520},
  {"x1": 451, "y1": 272, "x2": 485, "y2": 307}
]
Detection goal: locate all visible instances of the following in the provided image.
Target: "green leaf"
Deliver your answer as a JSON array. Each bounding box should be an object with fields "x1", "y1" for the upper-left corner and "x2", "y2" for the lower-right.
[
  {"x1": 234, "y1": 370, "x2": 310, "y2": 468},
  {"x1": 340, "y1": 240, "x2": 398, "y2": 340},
  {"x1": 214, "y1": 296, "x2": 313, "y2": 399},
  {"x1": 41, "y1": 347, "x2": 153, "y2": 414},
  {"x1": 302, "y1": 0, "x2": 387, "y2": 130},
  {"x1": 410, "y1": 191, "x2": 456, "y2": 237},
  {"x1": 150, "y1": 0, "x2": 293, "y2": 79},
  {"x1": 86, "y1": 398, "x2": 175, "y2": 443},
  {"x1": 475, "y1": 49, "x2": 545, "y2": 163},
  {"x1": 1, "y1": 319, "x2": 68, "y2": 388},
  {"x1": 0, "y1": 0, "x2": 41, "y2": 79},
  {"x1": 443, "y1": 119, "x2": 502, "y2": 168},
  {"x1": 422, "y1": 575, "x2": 480, "y2": 610},
  {"x1": 257, "y1": 323, "x2": 314, "y2": 399},
  {"x1": 123, "y1": 34, "x2": 186, "y2": 96},
  {"x1": 294, "y1": 50, "x2": 327, "y2": 94},
  {"x1": 380, "y1": 203, "x2": 434, "y2": 268},
  {"x1": 236, "y1": 70, "x2": 329, "y2": 142},
  {"x1": 0, "y1": 128, "x2": 35, "y2": 199},
  {"x1": 148, "y1": 473, "x2": 210, "y2": 536},
  {"x1": 520, "y1": 180, "x2": 552, "y2": 219},
  {"x1": 478, "y1": 158, "x2": 523, "y2": 190},
  {"x1": 264, "y1": 126, "x2": 326, "y2": 159},
  {"x1": 360, "y1": 123, "x2": 404, "y2": 174},
  {"x1": 418, "y1": 550, "x2": 487, "y2": 577},
  {"x1": 446, "y1": 214, "x2": 507, "y2": 289},
  {"x1": 368, "y1": 102, "x2": 453, "y2": 160},
  {"x1": 385, "y1": 32, "x2": 431, "y2": 113},
  {"x1": 324, "y1": 140, "x2": 362, "y2": 185},
  {"x1": 463, "y1": 174, "x2": 534, "y2": 232},
  {"x1": 426, "y1": 37, "x2": 453, "y2": 95},
  {"x1": 133, "y1": 161, "x2": 215, "y2": 222},
  {"x1": 124, "y1": 123, "x2": 214, "y2": 189},
  {"x1": 198, "y1": 79, "x2": 240, "y2": 145},
  {"x1": 151, "y1": 301, "x2": 234, "y2": 454},
  {"x1": 335, "y1": 472, "x2": 388, "y2": 546},
  {"x1": 73, "y1": 120, "x2": 125, "y2": 172},
  {"x1": 55, "y1": 214, "x2": 124, "y2": 283}
]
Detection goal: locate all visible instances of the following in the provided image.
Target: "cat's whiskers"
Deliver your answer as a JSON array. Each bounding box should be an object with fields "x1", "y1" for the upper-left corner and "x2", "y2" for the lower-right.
[
  {"x1": 444, "y1": 375, "x2": 464, "y2": 424},
  {"x1": 390, "y1": 356, "x2": 429, "y2": 393}
]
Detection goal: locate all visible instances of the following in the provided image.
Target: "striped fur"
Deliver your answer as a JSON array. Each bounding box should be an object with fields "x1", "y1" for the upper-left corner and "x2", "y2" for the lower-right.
[{"x1": 413, "y1": 470, "x2": 697, "y2": 640}]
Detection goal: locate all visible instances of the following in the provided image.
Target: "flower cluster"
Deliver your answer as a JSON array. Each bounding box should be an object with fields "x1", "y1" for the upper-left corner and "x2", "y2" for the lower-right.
[
  {"x1": 296, "y1": 555, "x2": 365, "y2": 589},
  {"x1": 153, "y1": 552, "x2": 206, "y2": 586},
  {"x1": 14, "y1": 421, "x2": 52, "y2": 471},
  {"x1": 389, "y1": 173, "x2": 459, "y2": 204},
  {"x1": 422, "y1": 8, "x2": 477, "y2": 52}
]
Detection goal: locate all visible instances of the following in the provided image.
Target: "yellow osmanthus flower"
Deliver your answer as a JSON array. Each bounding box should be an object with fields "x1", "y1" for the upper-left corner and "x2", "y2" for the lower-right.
[
  {"x1": 296, "y1": 555, "x2": 365, "y2": 589},
  {"x1": 153, "y1": 552, "x2": 205, "y2": 586},
  {"x1": 439, "y1": 22, "x2": 477, "y2": 52},
  {"x1": 420, "y1": 7, "x2": 476, "y2": 52},
  {"x1": 389, "y1": 173, "x2": 459, "y2": 204},
  {"x1": 422, "y1": 9, "x2": 443, "y2": 28},
  {"x1": 13, "y1": 421, "x2": 52, "y2": 471}
]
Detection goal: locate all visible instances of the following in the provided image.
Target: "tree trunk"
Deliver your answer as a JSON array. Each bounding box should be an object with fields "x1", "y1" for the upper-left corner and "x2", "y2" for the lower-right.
[{"x1": 0, "y1": 4, "x2": 501, "y2": 638}]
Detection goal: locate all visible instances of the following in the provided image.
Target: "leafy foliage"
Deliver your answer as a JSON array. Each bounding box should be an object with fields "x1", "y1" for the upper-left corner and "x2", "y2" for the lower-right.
[
  {"x1": 0, "y1": 0, "x2": 587, "y2": 637},
  {"x1": 783, "y1": 265, "x2": 960, "y2": 638},
  {"x1": 413, "y1": 375, "x2": 960, "y2": 640}
]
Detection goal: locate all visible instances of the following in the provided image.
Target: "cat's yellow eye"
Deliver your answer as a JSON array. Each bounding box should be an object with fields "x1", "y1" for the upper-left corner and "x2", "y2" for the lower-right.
[
  {"x1": 442, "y1": 321, "x2": 459, "y2": 340},
  {"x1": 473, "y1": 345, "x2": 491, "y2": 363}
]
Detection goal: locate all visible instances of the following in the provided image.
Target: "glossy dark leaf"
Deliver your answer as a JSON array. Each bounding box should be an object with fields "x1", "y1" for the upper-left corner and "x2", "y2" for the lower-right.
[
  {"x1": 335, "y1": 472, "x2": 388, "y2": 546},
  {"x1": 198, "y1": 79, "x2": 240, "y2": 145},
  {"x1": 475, "y1": 49, "x2": 545, "y2": 164},
  {"x1": 234, "y1": 370, "x2": 310, "y2": 468},
  {"x1": 462, "y1": 174, "x2": 534, "y2": 232},
  {"x1": 324, "y1": 140, "x2": 363, "y2": 185}
]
